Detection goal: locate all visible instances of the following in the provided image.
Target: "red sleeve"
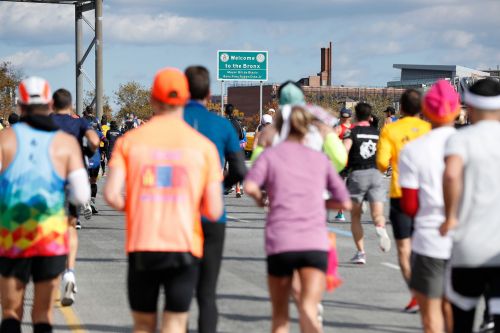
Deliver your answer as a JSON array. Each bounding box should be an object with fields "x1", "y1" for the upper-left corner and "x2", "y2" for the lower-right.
[{"x1": 400, "y1": 188, "x2": 419, "y2": 218}]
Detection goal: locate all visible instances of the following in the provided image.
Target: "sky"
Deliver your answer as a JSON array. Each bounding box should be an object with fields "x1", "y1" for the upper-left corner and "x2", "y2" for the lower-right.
[{"x1": 0, "y1": 0, "x2": 499, "y2": 110}]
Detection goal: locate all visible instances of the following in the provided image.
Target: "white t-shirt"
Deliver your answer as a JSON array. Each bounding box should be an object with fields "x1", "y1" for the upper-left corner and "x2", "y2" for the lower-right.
[
  {"x1": 399, "y1": 126, "x2": 456, "y2": 259},
  {"x1": 445, "y1": 120, "x2": 500, "y2": 268}
]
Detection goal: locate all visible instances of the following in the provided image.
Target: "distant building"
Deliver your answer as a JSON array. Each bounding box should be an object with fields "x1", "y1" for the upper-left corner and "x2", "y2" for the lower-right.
[
  {"x1": 210, "y1": 95, "x2": 226, "y2": 105},
  {"x1": 227, "y1": 44, "x2": 407, "y2": 117},
  {"x1": 228, "y1": 84, "x2": 404, "y2": 117},
  {"x1": 388, "y1": 64, "x2": 490, "y2": 89},
  {"x1": 227, "y1": 84, "x2": 276, "y2": 117},
  {"x1": 481, "y1": 67, "x2": 500, "y2": 78},
  {"x1": 298, "y1": 42, "x2": 332, "y2": 87}
]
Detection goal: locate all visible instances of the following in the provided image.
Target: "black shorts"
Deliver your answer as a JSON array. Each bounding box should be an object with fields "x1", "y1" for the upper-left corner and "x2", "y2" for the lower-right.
[
  {"x1": 448, "y1": 266, "x2": 500, "y2": 314},
  {"x1": 267, "y1": 251, "x2": 328, "y2": 277},
  {"x1": 128, "y1": 252, "x2": 199, "y2": 313},
  {"x1": 88, "y1": 167, "x2": 100, "y2": 178},
  {"x1": 0, "y1": 255, "x2": 67, "y2": 284},
  {"x1": 389, "y1": 198, "x2": 413, "y2": 240},
  {"x1": 67, "y1": 203, "x2": 79, "y2": 219}
]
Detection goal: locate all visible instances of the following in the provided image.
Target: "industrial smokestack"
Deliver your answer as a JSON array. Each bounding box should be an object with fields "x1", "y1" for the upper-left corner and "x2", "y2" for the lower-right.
[{"x1": 328, "y1": 41, "x2": 332, "y2": 86}]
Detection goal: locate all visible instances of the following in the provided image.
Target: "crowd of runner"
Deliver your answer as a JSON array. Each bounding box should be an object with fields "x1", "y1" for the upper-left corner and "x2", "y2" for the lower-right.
[{"x1": 0, "y1": 66, "x2": 499, "y2": 333}]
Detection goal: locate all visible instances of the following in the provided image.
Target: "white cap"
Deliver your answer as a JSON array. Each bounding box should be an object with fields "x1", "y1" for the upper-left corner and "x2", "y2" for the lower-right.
[
  {"x1": 262, "y1": 114, "x2": 273, "y2": 124},
  {"x1": 18, "y1": 76, "x2": 52, "y2": 105}
]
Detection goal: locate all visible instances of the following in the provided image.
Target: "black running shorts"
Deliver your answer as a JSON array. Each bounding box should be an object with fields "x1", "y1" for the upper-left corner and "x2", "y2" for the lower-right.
[
  {"x1": 127, "y1": 252, "x2": 199, "y2": 313},
  {"x1": 0, "y1": 255, "x2": 67, "y2": 284},
  {"x1": 448, "y1": 267, "x2": 500, "y2": 314},
  {"x1": 87, "y1": 167, "x2": 100, "y2": 178},
  {"x1": 68, "y1": 203, "x2": 79, "y2": 219},
  {"x1": 389, "y1": 198, "x2": 413, "y2": 240},
  {"x1": 267, "y1": 251, "x2": 328, "y2": 277}
]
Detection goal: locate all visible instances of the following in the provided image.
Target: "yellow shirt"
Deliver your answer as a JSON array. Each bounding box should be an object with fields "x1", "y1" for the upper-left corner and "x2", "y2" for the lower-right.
[
  {"x1": 100, "y1": 124, "x2": 110, "y2": 148},
  {"x1": 376, "y1": 117, "x2": 431, "y2": 198}
]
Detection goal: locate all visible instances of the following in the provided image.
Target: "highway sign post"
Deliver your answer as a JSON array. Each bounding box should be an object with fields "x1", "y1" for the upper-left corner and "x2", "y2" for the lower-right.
[{"x1": 217, "y1": 50, "x2": 268, "y2": 119}]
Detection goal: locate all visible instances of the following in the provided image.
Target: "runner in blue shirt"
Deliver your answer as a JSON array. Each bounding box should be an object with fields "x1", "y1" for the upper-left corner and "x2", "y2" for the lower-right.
[
  {"x1": 183, "y1": 65, "x2": 246, "y2": 333},
  {"x1": 51, "y1": 88, "x2": 100, "y2": 306}
]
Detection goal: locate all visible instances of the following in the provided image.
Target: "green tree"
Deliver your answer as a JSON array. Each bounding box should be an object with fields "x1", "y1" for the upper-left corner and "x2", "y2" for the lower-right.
[
  {"x1": 206, "y1": 101, "x2": 221, "y2": 114},
  {"x1": 114, "y1": 81, "x2": 152, "y2": 120},
  {"x1": 0, "y1": 62, "x2": 22, "y2": 119},
  {"x1": 365, "y1": 95, "x2": 393, "y2": 129}
]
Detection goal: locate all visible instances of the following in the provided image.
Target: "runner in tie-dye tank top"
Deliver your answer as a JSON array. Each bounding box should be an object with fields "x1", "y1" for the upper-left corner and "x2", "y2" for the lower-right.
[{"x1": 0, "y1": 77, "x2": 90, "y2": 333}]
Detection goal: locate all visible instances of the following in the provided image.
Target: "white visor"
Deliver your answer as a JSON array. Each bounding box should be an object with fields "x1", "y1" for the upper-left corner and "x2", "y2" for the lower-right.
[{"x1": 464, "y1": 90, "x2": 500, "y2": 110}]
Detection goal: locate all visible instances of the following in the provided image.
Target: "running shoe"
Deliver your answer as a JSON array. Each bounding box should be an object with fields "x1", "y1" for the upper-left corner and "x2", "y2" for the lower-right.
[
  {"x1": 479, "y1": 320, "x2": 495, "y2": 332},
  {"x1": 375, "y1": 226, "x2": 391, "y2": 252},
  {"x1": 350, "y1": 251, "x2": 366, "y2": 264},
  {"x1": 61, "y1": 270, "x2": 77, "y2": 307},
  {"x1": 90, "y1": 198, "x2": 98, "y2": 215},
  {"x1": 236, "y1": 191, "x2": 242, "y2": 198},
  {"x1": 82, "y1": 202, "x2": 92, "y2": 220},
  {"x1": 403, "y1": 297, "x2": 419, "y2": 313},
  {"x1": 317, "y1": 303, "x2": 324, "y2": 328},
  {"x1": 75, "y1": 220, "x2": 82, "y2": 230},
  {"x1": 334, "y1": 212, "x2": 346, "y2": 222}
]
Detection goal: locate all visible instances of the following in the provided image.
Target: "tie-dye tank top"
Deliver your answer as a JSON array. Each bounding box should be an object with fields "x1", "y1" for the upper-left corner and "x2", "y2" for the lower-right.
[{"x1": 0, "y1": 123, "x2": 68, "y2": 258}]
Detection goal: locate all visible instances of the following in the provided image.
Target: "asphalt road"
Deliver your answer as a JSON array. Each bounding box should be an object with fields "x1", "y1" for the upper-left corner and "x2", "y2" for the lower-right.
[{"x1": 5, "y1": 177, "x2": 485, "y2": 332}]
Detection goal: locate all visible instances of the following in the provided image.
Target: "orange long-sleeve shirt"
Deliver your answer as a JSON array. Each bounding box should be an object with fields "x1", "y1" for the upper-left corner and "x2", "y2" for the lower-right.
[{"x1": 376, "y1": 117, "x2": 431, "y2": 198}]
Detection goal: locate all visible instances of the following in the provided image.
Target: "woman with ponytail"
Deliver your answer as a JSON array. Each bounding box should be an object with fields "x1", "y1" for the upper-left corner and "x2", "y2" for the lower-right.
[{"x1": 245, "y1": 106, "x2": 352, "y2": 333}]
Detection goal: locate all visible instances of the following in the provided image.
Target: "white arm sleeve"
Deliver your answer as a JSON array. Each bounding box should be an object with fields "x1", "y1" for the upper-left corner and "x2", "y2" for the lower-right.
[{"x1": 67, "y1": 168, "x2": 91, "y2": 205}]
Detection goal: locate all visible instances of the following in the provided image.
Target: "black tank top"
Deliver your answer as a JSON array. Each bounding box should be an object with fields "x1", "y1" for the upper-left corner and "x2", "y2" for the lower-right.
[{"x1": 344, "y1": 125, "x2": 379, "y2": 170}]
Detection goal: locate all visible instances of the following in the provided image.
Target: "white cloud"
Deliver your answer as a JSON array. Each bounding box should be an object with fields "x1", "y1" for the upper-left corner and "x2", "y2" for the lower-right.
[
  {"x1": 362, "y1": 41, "x2": 402, "y2": 56},
  {"x1": 0, "y1": 3, "x2": 229, "y2": 46},
  {"x1": 442, "y1": 30, "x2": 474, "y2": 49},
  {"x1": 105, "y1": 13, "x2": 230, "y2": 45},
  {"x1": 0, "y1": 3, "x2": 73, "y2": 44},
  {"x1": 0, "y1": 50, "x2": 70, "y2": 70}
]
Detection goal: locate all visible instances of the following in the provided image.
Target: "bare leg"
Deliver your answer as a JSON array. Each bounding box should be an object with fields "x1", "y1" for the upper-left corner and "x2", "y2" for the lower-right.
[
  {"x1": 132, "y1": 311, "x2": 157, "y2": 333},
  {"x1": 32, "y1": 277, "x2": 60, "y2": 324},
  {"x1": 396, "y1": 238, "x2": 412, "y2": 285},
  {"x1": 161, "y1": 311, "x2": 189, "y2": 333},
  {"x1": 0, "y1": 277, "x2": 25, "y2": 321},
  {"x1": 350, "y1": 202, "x2": 364, "y2": 252},
  {"x1": 297, "y1": 268, "x2": 325, "y2": 333},
  {"x1": 67, "y1": 218, "x2": 78, "y2": 270},
  {"x1": 442, "y1": 298, "x2": 453, "y2": 333},
  {"x1": 370, "y1": 202, "x2": 386, "y2": 227},
  {"x1": 414, "y1": 291, "x2": 446, "y2": 333},
  {"x1": 290, "y1": 271, "x2": 301, "y2": 306},
  {"x1": 268, "y1": 275, "x2": 292, "y2": 333}
]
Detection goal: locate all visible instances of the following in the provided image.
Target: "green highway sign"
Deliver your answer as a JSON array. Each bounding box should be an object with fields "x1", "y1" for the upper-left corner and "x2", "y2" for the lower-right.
[{"x1": 217, "y1": 50, "x2": 268, "y2": 81}]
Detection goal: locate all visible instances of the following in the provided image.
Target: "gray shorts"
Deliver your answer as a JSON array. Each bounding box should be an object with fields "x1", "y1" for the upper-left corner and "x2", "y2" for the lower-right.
[
  {"x1": 410, "y1": 253, "x2": 447, "y2": 298},
  {"x1": 347, "y1": 169, "x2": 386, "y2": 203}
]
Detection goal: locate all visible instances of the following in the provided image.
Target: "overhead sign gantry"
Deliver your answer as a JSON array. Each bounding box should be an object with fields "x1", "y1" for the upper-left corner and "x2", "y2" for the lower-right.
[{"x1": 2, "y1": 0, "x2": 104, "y2": 118}]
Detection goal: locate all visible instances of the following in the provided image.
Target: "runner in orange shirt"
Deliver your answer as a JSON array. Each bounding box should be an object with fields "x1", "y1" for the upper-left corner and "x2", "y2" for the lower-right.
[{"x1": 104, "y1": 68, "x2": 223, "y2": 333}]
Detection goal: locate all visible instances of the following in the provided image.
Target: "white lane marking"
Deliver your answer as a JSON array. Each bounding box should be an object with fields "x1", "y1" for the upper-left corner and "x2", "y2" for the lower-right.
[
  {"x1": 227, "y1": 214, "x2": 253, "y2": 223},
  {"x1": 381, "y1": 262, "x2": 401, "y2": 270}
]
